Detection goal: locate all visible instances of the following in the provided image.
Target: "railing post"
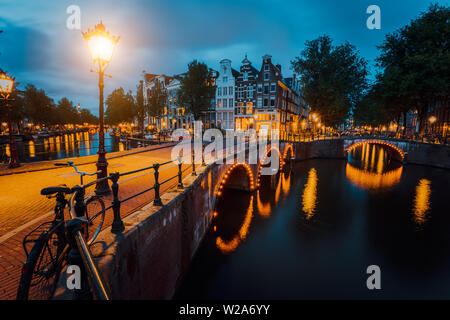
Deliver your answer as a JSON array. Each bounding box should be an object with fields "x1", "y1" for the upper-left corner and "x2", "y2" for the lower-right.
[
  {"x1": 110, "y1": 172, "x2": 125, "y2": 234},
  {"x1": 153, "y1": 163, "x2": 163, "y2": 206},
  {"x1": 177, "y1": 156, "x2": 184, "y2": 190},
  {"x1": 191, "y1": 151, "x2": 197, "y2": 176},
  {"x1": 73, "y1": 186, "x2": 85, "y2": 218}
]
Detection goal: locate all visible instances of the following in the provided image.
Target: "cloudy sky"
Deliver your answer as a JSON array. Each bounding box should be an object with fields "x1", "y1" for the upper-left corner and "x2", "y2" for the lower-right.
[{"x1": 0, "y1": 0, "x2": 446, "y2": 115}]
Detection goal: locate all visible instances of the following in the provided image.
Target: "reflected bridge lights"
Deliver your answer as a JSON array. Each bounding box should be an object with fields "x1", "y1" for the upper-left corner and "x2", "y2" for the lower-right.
[
  {"x1": 412, "y1": 178, "x2": 431, "y2": 225},
  {"x1": 302, "y1": 168, "x2": 318, "y2": 220}
]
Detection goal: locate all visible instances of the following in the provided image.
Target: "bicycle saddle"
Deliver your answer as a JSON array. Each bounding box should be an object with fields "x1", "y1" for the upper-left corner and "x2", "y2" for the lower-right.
[{"x1": 40, "y1": 186, "x2": 72, "y2": 195}]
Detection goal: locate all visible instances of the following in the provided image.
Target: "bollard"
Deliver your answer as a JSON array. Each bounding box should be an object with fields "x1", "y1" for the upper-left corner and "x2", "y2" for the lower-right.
[
  {"x1": 177, "y1": 156, "x2": 184, "y2": 189},
  {"x1": 153, "y1": 163, "x2": 163, "y2": 206},
  {"x1": 110, "y1": 172, "x2": 125, "y2": 233}
]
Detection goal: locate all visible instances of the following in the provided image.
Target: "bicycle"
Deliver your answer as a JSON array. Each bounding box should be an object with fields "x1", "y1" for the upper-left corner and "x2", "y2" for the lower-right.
[{"x1": 16, "y1": 162, "x2": 106, "y2": 300}]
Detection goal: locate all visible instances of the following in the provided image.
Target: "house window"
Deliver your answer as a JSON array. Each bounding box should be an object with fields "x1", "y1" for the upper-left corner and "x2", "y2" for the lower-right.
[
  {"x1": 217, "y1": 99, "x2": 221, "y2": 108},
  {"x1": 243, "y1": 72, "x2": 248, "y2": 81},
  {"x1": 223, "y1": 77, "x2": 228, "y2": 83},
  {"x1": 264, "y1": 65, "x2": 269, "y2": 71},
  {"x1": 270, "y1": 84, "x2": 276, "y2": 92},
  {"x1": 229, "y1": 86, "x2": 233, "y2": 95},
  {"x1": 264, "y1": 99, "x2": 268, "y2": 107},
  {"x1": 229, "y1": 98, "x2": 233, "y2": 107},
  {"x1": 270, "y1": 97, "x2": 275, "y2": 106},
  {"x1": 223, "y1": 87, "x2": 227, "y2": 95},
  {"x1": 264, "y1": 84, "x2": 269, "y2": 94},
  {"x1": 217, "y1": 87, "x2": 221, "y2": 96},
  {"x1": 257, "y1": 97, "x2": 262, "y2": 107},
  {"x1": 257, "y1": 84, "x2": 262, "y2": 93},
  {"x1": 248, "y1": 86, "x2": 253, "y2": 98},
  {"x1": 264, "y1": 73, "x2": 269, "y2": 80},
  {"x1": 223, "y1": 99, "x2": 227, "y2": 108}
]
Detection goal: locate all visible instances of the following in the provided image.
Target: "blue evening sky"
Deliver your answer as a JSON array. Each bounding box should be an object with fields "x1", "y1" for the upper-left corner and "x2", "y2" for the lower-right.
[{"x1": 0, "y1": 0, "x2": 447, "y2": 115}]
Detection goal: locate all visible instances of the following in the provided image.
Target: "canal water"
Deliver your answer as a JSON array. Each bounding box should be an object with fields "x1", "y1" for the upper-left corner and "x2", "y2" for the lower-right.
[
  {"x1": 175, "y1": 143, "x2": 450, "y2": 299},
  {"x1": 0, "y1": 132, "x2": 140, "y2": 163}
]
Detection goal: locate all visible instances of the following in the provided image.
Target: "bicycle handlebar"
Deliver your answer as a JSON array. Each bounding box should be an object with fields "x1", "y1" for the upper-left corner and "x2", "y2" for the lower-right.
[{"x1": 54, "y1": 161, "x2": 100, "y2": 176}]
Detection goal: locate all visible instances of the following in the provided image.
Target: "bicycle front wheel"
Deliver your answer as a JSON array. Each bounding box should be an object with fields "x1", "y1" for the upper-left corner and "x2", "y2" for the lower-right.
[
  {"x1": 84, "y1": 195, "x2": 106, "y2": 245},
  {"x1": 16, "y1": 223, "x2": 67, "y2": 300}
]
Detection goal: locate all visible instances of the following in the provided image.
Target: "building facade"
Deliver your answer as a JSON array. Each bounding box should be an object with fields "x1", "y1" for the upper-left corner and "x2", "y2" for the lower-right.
[
  {"x1": 234, "y1": 55, "x2": 259, "y2": 130},
  {"x1": 215, "y1": 59, "x2": 238, "y2": 130},
  {"x1": 254, "y1": 54, "x2": 305, "y2": 134}
]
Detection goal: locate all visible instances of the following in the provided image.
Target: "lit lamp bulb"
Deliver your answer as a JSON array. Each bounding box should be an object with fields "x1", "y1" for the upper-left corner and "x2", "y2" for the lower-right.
[
  {"x1": 0, "y1": 73, "x2": 14, "y2": 97},
  {"x1": 82, "y1": 22, "x2": 119, "y2": 66},
  {"x1": 428, "y1": 116, "x2": 437, "y2": 125}
]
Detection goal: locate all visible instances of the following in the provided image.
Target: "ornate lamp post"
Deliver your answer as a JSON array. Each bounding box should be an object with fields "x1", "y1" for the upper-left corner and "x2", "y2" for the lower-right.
[
  {"x1": 82, "y1": 22, "x2": 119, "y2": 194},
  {"x1": 0, "y1": 73, "x2": 20, "y2": 168}
]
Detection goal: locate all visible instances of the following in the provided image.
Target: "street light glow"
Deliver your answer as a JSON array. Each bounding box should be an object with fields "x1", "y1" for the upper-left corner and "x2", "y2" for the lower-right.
[
  {"x1": 0, "y1": 73, "x2": 14, "y2": 96},
  {"x1": 82, "y1": 22, "x2": 119, "y2": 66},
  {"x1": 428, "y1": 115, "x2": 437, "y2": 124}
]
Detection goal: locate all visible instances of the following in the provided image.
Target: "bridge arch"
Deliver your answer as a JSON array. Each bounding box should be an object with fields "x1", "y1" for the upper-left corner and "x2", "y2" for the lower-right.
[
  {"x1": 215, "y1": 163, "x2": 256, "y2": 197},
  {"x1": 345, "y1": 140, "x2": 406, "y2": 161},
  {"x1": 282, "y1": 143, "x2": 294, "y2": 161},
  {"x1": 256, "y1": 146, "x2": 282, "y2": 188}
]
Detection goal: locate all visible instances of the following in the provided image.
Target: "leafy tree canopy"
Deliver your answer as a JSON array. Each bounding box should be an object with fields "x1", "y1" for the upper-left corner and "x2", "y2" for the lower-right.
[
  {"x1": 292, "y1": 35, "x2": 368, "y2": 127},
  {"x1": 176, "y1": 60, "x2": 216, "y2": 121}
]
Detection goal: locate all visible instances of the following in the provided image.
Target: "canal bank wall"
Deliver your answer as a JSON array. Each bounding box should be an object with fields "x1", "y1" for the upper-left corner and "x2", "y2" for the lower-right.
[{"x1": 92, "y1": 139, "x2": 449, "y2": 299}]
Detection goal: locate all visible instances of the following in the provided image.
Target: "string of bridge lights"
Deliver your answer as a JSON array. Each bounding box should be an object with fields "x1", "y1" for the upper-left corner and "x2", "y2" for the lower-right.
[{"x1": 345, "y1": 140, "x2": 405, "y2": 161}]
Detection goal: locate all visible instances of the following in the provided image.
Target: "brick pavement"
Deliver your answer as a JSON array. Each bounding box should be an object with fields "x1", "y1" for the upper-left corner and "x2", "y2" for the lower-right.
[{"x1": 0, "y1": 143, "x2": 194, "y2": 299}]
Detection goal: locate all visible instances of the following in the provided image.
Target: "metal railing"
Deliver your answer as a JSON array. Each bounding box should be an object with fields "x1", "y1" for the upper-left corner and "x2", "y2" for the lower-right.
[
  {"x1": 279, "y1": 131, "x2": 450, "y2": 146},
  {"x1": 62, "y1": 145, "x2": 198, "y2": 299}
]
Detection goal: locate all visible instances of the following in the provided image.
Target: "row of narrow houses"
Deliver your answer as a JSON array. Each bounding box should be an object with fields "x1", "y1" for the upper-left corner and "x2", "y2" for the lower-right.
[{"x1": 142, "y1": 54, "x2": 308, "y2": 134}]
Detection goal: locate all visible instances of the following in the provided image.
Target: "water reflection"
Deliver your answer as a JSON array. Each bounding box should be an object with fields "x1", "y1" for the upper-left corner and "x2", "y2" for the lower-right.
[
  {"x1": 256, "y1": 190, "x2": 271, "y2": 217},
  {"x1": 302, "y1": 168, "x2": 318, "y2": 220},
  {"x1": 0, "y1": 132, "x2": 145, "y2": 163},
  {"x1": 346, "y1": 163, "x2": 403, "y2": 190},
  {"x1": 412, "y1": 179, "x2": 431, "y2": 225},
  {"x1": 215, "y1": 195, "x2": 254, "y2": 254},
  {"x1": 346, "y1": 143, "x2": 403, "y2": 191}
]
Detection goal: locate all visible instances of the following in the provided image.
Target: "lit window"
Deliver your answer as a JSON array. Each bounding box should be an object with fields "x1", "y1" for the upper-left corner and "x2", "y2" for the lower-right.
[{"x1": 217, "y1": 99, "x2": 222, "y2": 108}]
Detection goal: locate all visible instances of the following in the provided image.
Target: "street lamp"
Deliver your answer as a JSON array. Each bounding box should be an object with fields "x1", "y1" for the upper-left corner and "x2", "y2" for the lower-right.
[
  {"x1": 82, "y1": 21, "x2": 119, "y2": 195},
  {"x1": 0, "y1": 73, "x2": 20, "y2": 168}
]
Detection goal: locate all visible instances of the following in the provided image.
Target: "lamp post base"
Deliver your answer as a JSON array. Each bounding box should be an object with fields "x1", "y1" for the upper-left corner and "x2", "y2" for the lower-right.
[{"x1": 95, "y1": 158, "x2": 110, "y2": 195}]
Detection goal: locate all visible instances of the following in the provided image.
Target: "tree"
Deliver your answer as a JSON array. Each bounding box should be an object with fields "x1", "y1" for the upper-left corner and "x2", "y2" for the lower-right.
[
  {"x1": 134, "y1": 80, "x2": 146, "y2": 137},
  {"x1": 55, "y1": 97, "x2": 80, "y2": 125},
  {"x1": 291, "y1": 35, "x2": 368, "y2": 127},
  {"x1": 23, "y1": 84, "x2": 57, "y2": 126},
  {"x1": 79, "y1": 108, "x2": 98, "y2": 124},
  {"x1": 376, "y1": 3, "x2": 450, "y2": 135},
  {"x1": 105, "y1": 88, "x2": 135, "y2": 125},
  {"x1": 176, "y1": 60, "x2": 216, "y2": 121}
]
